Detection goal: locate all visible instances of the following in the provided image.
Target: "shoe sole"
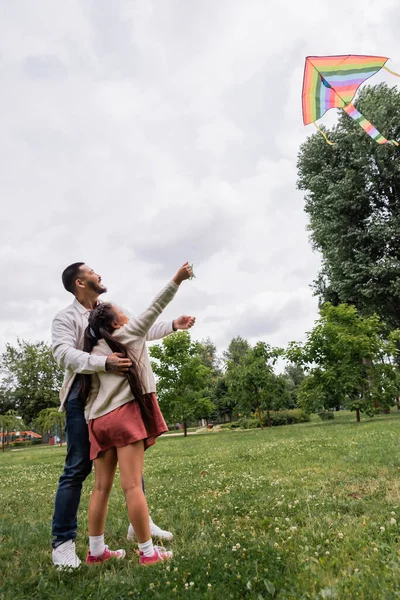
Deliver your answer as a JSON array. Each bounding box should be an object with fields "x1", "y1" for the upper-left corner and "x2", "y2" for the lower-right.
[
  {"x1": 86, "y1": 550, "x2": 126, "y2": 565},
  {"x1": 54, "y1": 563, "x2": 81, "y2": 571},
  {"x1": 140, "y1": 555, "x2": 173, "y2": 566}
]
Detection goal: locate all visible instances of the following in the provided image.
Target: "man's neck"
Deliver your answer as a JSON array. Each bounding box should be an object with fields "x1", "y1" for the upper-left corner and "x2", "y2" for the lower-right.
[{"x1": 75, "y1": 292, "x2": 99, "y2": 311}]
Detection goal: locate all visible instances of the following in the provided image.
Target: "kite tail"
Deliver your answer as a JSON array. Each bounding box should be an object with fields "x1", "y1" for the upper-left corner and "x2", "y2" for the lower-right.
[
  {"x1": 313, "y1": 122, "x2": 335, "y2": 145},
  {"x1": 383, "y1": 65, "x2": 400, "y2": 78},
  {"x1": 343, "y1": 103, "x2": 399, "y2": 146}
]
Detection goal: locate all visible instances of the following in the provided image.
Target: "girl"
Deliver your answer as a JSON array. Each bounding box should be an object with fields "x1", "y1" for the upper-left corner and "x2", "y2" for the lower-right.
[{"x1": 81, "y1": 262, "x2": 193, "y2": 565}]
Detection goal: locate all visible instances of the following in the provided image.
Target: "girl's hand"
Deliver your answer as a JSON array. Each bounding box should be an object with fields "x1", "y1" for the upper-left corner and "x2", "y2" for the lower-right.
[{"x1": 173, "y1": 262, "x2": 193, "y2": 285}]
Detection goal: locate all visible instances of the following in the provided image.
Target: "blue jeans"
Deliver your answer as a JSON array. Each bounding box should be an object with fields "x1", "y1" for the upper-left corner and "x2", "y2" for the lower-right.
[
  {"x1": 52, "y1": 378, "x2": 147, "y2": 547},
  {"x1": 52, "y1": 379, "x2": 92, "y2": 547}
]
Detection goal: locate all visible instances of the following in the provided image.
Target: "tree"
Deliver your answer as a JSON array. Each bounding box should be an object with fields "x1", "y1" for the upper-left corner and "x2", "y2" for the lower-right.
[
  {"x1": 287, "y1": 303, "x2": 400, "y2": 421},
  {"x1": 297, "y1": 84, "x2": 400, "y2": 331},
  {"x1": 223, "y1": 336, "x2": 251, "y2": 366},
  {"x1": 227, "y1": 342, "x2": 288, "y2": 428},
  {"x1": 196, "y1": 338, "x2": 225, "y2": 423},
  {"x1": 150, "y1": 332, "x2": 214, "y2": 436},
  {"x1": 210, "y1": 374, "x2": 237, "y2": 422},
  {"x1": 283, "y1": 363, "x2": 306, "y2": 407},
  {"x1": 0, "y1": 410, "x2": 24, "y2": 453},
  {"x1": 35, "y1": 407, "x2": 66, "y2": 446},
  {"x1": 0, "y1": 340, "x2": 63, "y2": 425},
  {"x1": 197, "y1": 338, "x2": 221, "y2": 372}
]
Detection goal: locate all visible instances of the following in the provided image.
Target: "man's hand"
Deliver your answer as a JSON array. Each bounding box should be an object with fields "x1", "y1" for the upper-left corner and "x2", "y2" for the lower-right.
[
  {"x1": 106, "y1": 352, "x2": 132, "y2": 374},
  {"x1": 173, "y1": 315, "x2": 196, "y2": 330}
]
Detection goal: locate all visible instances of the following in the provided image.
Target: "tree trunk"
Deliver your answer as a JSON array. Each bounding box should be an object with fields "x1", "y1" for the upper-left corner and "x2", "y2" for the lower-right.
[
  {"x1": 257, "y1": 407, "x2": 264, "y2": 429},
  {"x1": 384, "y1": 407, "x2": 391, "y2": 414},
  {"x1": 266, "y1": 409, "x2": 272, "y2": 428},
  {"x1": 1, "y1": 426, "x2": 4, "y2": 453},
  {"x1": 356, "y1": 409, "x2": 361, "y2": 423},
  {"x1": 397, "y1": 397, "x2": 400, "y2": 410},
  {"x1": 183, "y1": 422, "x2": 188, "y2": 437}
]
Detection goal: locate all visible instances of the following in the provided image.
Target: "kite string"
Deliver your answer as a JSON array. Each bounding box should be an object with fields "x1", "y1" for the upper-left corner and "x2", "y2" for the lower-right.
[
  {"x1": 313, "y1": 122, "x2": 335, "y2": 145},
  {"x1": 383, "y1": 65, "x2": 400, "y2": 78}
]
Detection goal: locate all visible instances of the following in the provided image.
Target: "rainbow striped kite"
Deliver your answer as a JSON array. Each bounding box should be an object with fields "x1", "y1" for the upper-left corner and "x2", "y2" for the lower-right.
[{"x1": 302, "y1": 54, "x2": 399, "y2": 146}]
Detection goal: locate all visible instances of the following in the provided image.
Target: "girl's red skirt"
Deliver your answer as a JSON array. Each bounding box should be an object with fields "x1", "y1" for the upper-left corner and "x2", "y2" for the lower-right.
[{"x1": 88, "y1": 393, "x2": 168, "y2": 460}]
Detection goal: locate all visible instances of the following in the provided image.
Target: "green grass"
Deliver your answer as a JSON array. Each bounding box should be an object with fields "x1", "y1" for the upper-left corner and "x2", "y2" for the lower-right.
[{"x1": 2, "y1": 411, "x2": 400, "y2": 599}]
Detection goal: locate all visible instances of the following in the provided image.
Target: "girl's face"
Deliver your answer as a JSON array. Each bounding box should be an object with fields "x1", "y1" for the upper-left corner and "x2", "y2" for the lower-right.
[{"x1": 111, "y1": 305, "x2": 128, "y2": 328}]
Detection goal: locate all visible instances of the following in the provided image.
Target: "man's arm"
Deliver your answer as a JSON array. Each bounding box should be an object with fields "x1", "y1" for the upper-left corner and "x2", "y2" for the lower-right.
[
  {"x1": 52, "y1": 315, "x2": 132, "y2": 374},
  {"x1": 52, "y1": 315, "x2": 107, "y2": 374}
]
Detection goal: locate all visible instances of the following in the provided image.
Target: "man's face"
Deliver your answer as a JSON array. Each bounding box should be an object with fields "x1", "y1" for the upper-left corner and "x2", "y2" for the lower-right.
[{"x1": 77, "y1": 265, "x2": 107, "y2": 295}]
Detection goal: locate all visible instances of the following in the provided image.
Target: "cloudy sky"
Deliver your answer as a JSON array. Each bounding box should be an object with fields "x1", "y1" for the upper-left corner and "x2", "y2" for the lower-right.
[{"x1": 0, "y1": 0, "x2": 398, "y2": 356}]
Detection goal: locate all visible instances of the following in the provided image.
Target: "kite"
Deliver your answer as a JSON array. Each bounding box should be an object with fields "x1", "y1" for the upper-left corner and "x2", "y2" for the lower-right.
[
  {"x1": 302, "y1": 54, "x2": 400, "y2": 146},
  {"x1": 189, "y1": 263, "x2": 196, "y2": 280}
]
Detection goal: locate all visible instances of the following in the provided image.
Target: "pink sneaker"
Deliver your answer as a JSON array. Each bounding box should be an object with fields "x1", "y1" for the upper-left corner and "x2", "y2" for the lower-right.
[
  {"x1": 139, "y1": 546, "x2": 173, "y2": 565},
  {"x1": 86, "y1": 545, "x2": 126, "y2": 565}
]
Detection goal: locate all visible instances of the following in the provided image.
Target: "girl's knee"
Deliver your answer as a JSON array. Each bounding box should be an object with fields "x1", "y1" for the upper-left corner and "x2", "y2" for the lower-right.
[
  {"x1": 121, "y1": 480, "x2": 142, "y2": 496},
  {"x1": 94, "y1": 479, "x2": 113, "y2": 495}
]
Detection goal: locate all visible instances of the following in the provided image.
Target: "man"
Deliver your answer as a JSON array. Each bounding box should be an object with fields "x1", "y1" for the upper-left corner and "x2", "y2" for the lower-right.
[{"x1": 51, "y1": 262, "x2": 195, "y2": 568}]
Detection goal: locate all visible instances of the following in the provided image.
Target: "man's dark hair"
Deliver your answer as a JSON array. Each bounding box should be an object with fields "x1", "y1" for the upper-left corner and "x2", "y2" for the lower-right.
[{"x1": 62, "y1": 262, "x2": 85, "y2": 294}]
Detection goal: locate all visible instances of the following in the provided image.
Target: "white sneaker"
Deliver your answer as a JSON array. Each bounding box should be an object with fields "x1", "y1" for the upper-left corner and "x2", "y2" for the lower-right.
[
  {"x1": 127, "y1": 516, "x2": 173, "y2": 542},
  {"x1": 52, "y1": 539, "x2": 82, "y2": 569}
]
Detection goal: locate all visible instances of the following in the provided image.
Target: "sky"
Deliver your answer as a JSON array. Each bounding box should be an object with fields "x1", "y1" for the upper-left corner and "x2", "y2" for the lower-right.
[{"x1": 0, "y1": 0, "x2": 399, "y2": 356}]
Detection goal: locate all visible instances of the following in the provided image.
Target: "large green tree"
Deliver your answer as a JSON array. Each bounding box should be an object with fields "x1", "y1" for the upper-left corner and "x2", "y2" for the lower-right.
[
  {"x1": 209, "y1": 374, "x2": 238, "y2": 422},
  {"x1": 197, "y1": 338, "x2": 221, "y2": 372},
  {"x1": 287, "y1": 303, "x2": 400, "y2": 421},
  {"x1": 1, "y1": 340, "x2": 63, "y2": 425},
  {"x1": 35, "y1": 407, "x2": 66, "y2": 446},
  {"x1": 149, "y1": 332, "x2": 214, "y2": 436},
  {"x1": 283, "y1": 363, "x2": 306, "y2": 408},
  {"x1": 227, "y1": 342, "x2": 288, "y2": 428},
  {"x1": 297, "y1": 84, "x2": 400, "y2": 330},
  {"x1": 223, "y1": 336, "x2": 251, "y2": 366},
  {"x1": 0, "y1": 385, "x2": 13, "y2": 414},
  {"x1": 0, "y1": 410, "x2": 24, "y2": 453}
]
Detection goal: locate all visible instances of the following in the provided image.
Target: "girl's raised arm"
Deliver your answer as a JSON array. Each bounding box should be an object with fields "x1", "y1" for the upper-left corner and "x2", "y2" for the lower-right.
[{"x1": 124, "y1": 263, "x2": 193, "y2": 338}]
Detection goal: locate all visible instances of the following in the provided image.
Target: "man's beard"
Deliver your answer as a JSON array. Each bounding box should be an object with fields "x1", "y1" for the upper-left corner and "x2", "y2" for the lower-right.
[{"x1": 87, "y1": 280, "x2": 107, "y2": 295}]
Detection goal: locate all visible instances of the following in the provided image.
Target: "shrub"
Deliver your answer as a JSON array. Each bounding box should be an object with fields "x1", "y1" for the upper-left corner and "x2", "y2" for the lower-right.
[
  {"x1": 265, "y1": 409, "x2": 310, "y2": 427},
  {"x1": 318, "y1": 410, "x2": 334, "y2": 421},
  {"x1": 220, "y1": 410, "x2": 310, "y2": 429}
]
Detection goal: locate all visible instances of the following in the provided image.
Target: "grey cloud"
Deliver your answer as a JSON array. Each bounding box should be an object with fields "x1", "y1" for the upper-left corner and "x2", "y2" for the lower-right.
[
  {"x1": 23, "y1": 55, "x2": 68, "y2": 79},
  {"x1": 207, "y1": 294, "x2": 316, "y2": 347},
  {"x1": 114, "y1": 208, "x2": 239, "y2": 273}
]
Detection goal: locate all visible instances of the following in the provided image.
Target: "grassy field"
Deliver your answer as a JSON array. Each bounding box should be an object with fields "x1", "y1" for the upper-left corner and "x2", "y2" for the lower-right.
[{"x1": 2, "y1": 412, "x2": 400, "y2": 599}]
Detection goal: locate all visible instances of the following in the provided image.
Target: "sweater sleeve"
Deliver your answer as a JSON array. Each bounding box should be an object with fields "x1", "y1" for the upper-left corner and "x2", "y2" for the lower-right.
[
  {"x1": 52, "y1": 314, "x2": 107, "y2": 374},
  {"x1": 123, "y1": 281, "x2": 179, "y2": 338},
  {"x1": 146, "y1": 320, "x2": 174, "y2": 341}
]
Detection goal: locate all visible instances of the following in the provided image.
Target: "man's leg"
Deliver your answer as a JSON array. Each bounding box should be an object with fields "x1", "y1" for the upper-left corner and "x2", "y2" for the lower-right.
[
  {"x1": 127, "y1": 475, "x2": 173, "y2": 543},
  {"x1": 52, "y1": 379, "x2": 92, "y2": 566}
]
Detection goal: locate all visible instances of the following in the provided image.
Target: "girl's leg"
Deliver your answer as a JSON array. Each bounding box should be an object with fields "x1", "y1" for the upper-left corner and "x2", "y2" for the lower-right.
[
  {"x1": 87, "y1": 447, "x2": 126, "y2": 563},
  {"x1": 88, "y1": 448, "x2": 117, "y2": 537},
  {"x1": 117, "y1": 441, "x2": 150, "y2": 543}
]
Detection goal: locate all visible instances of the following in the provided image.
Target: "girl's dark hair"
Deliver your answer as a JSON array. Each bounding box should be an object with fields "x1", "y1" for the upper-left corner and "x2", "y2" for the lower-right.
[{"x1": 80, "y1": 303, "x2": 154, "y2": 427}]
